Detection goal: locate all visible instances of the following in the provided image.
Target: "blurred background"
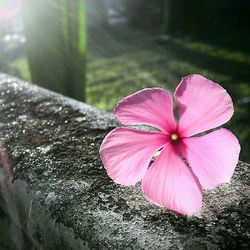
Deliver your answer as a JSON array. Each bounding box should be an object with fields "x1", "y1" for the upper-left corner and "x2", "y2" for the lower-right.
[{"x1": 0, "y1": 0, "x2": 249, "y2": 162}]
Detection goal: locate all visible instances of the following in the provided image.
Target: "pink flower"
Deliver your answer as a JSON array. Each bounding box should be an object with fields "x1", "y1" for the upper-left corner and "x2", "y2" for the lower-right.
[
  {"x1": 0, "y1": 0, "x2": 21, "y2": 22},
  {"x1": 99, "y1": 74, "x2": 240, "y2": 216}
]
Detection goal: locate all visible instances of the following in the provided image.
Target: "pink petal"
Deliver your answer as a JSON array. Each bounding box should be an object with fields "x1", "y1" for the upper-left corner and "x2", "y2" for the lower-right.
[
  {"x1": 99, "y1": 128, "x2": 168, "y2": 186},
  {"x1": 174, "y1": 74, "x2": 234, "y2": 137},
  {"x1": 180, "y1": 128, "x2": 240, "y2": 189},
  {"x1": 114, "y1": 88, "x2": 176, "y2": 133},
  {"x1": 141, "y1": 144, "x2": 202, "y2": 216}
]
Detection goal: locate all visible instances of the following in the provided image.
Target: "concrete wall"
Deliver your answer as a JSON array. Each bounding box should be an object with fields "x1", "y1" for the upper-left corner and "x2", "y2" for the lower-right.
[{"x1": 0, "y1": 74, "x2": 249, "y2": 249}]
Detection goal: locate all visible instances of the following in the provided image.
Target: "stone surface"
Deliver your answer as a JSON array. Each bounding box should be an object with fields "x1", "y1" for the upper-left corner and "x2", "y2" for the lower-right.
[{"x1": 0, "y1": 74, "x2": 249, "y2": 250}]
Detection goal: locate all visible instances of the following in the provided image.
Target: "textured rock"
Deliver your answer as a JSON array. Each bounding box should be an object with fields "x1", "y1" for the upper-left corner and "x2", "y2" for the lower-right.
[{"x1": 0, "y1": 74, "x2": 249, "y2": 250}]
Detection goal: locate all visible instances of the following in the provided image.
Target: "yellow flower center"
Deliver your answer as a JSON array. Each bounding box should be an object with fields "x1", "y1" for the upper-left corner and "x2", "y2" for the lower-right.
[{"x1": 170, "y1": 133, "x2": 179, "y2": 141}]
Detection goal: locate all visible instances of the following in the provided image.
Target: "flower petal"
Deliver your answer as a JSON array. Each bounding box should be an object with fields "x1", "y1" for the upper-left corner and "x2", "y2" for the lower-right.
[
  {"x1": 180, "y1": 128, "x2": 240, "y2": 189},
  {"x1": 141, "y1": 144, "x2": 202, "y2": 216},
  {"x1": 174, "y1": 74, "x2": 234, "y2": 137},
  {"x1": 100, "y1": 127, "x2": 168, "y2": 186},
  {"x1": 114, "y1": 88, "x2": 176, "y2": 133}
]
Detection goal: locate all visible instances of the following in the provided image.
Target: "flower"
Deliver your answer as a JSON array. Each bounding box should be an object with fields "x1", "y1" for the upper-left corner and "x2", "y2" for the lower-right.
[
  {"x1": 0, "y1": 0, "x2": 21, "y2": 22},
  {"x1": 99, "y1": 74, "x2": 240, "y2": 216}
]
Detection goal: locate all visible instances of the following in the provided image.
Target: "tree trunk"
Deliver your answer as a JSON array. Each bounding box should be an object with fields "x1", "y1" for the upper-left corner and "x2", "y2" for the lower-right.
[{"x1": 22, "y1": 0, "x2": 87, "y2": 101}]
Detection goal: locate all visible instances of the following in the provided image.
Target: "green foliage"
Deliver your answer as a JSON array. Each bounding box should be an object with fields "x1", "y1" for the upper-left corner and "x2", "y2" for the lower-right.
[
  {"x1": 9, "y1": 57, "x2": 31, "y2": 82},
  {"x1": 86, "y1": 56, "x2": 161, "y2": 111},
  {"x1": 173, "y1": 38, "x2": 250, "y2": 65}
]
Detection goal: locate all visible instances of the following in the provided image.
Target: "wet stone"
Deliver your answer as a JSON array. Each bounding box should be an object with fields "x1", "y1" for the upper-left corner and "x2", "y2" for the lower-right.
[{"x1": 0, "y1": 74, "x2": 249, "y2": 249}]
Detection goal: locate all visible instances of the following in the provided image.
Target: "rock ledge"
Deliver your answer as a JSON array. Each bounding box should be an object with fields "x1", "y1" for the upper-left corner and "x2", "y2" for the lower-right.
[{"x1": 0, "y1": 74, "x2": 249, "y2": 249}]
